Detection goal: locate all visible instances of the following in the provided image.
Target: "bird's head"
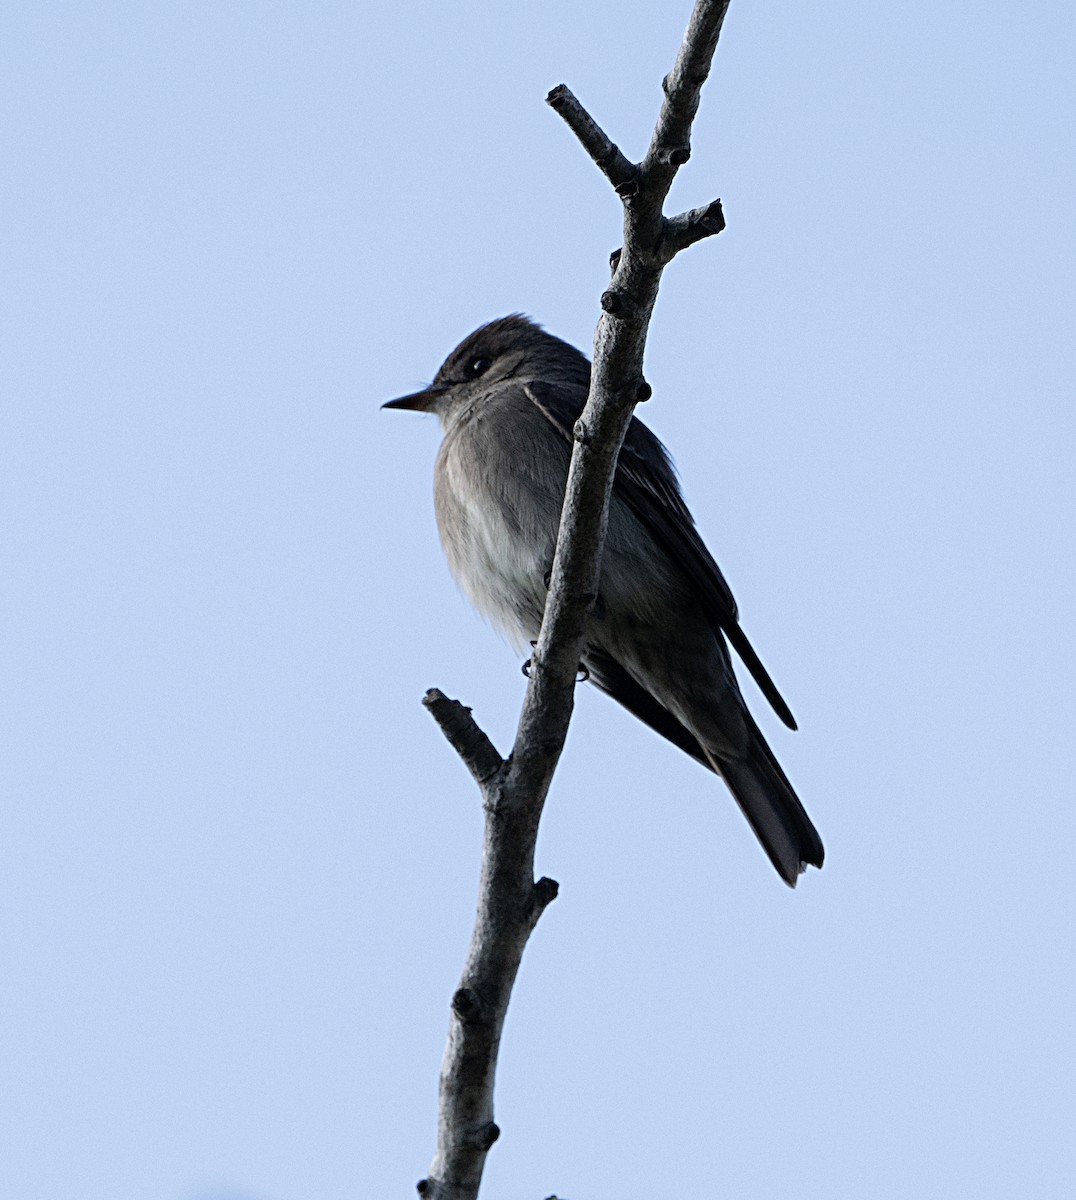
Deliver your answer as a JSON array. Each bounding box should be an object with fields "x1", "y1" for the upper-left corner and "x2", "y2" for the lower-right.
[{"x1": 382, "y1": 314, "x2": 590, "y2": 427}]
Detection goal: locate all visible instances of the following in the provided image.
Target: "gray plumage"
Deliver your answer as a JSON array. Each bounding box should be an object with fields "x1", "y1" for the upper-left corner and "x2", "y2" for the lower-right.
[{"x1": 384, "y1": 315, "x2": 824, "y2": 886}]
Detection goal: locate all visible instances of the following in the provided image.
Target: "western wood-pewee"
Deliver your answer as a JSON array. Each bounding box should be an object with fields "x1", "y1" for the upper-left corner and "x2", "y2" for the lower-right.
[{"x1": 384, "y1": 315, "x2": 823, "y2": 886}]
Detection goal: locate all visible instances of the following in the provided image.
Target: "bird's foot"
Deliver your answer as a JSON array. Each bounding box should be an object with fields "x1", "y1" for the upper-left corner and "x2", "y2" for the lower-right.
[{"x1": 521, "y1": 643, "x2": 589, "y2": 682}]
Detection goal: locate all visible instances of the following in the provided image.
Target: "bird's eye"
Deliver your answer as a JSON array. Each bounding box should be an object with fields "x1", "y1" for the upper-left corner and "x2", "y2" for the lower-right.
[{"x1": 466, "y1": 355, "x2": 492, "y2": 378}]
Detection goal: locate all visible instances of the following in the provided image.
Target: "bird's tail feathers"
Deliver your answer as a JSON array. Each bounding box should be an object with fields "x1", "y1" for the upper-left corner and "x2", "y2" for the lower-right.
[{"x1": 705, "y1": 719, "x2": 824, "y2": 887}]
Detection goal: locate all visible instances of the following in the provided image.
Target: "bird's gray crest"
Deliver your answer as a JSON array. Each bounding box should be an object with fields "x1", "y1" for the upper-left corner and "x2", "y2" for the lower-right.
[{"x1": 432, "y1": 314, "x2": 591, "y2": 391}]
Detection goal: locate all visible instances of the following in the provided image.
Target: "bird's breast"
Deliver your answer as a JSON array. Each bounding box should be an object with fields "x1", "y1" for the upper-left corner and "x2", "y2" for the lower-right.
[{"x1": 433, "y1": 414, "x2": 565, "y2": 646}]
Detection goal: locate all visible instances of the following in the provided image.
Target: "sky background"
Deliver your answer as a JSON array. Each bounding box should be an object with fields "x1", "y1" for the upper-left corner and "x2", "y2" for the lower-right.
[{"x1": 3, "y1": 2, "x2": 1075, "y2": 1197}]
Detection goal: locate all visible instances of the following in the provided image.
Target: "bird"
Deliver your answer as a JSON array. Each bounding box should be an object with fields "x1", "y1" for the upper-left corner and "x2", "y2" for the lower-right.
[{"x1": 383, "y1": 314, "x2": 823, "y2": 885}]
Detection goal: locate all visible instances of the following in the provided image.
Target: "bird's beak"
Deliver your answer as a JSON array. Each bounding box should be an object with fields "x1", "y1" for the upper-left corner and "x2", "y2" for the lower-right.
[{"x1": 381, "y1": 385, "x2": 447, "y2": 412}]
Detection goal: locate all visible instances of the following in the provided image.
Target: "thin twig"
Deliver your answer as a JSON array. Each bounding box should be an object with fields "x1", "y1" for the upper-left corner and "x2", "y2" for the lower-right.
[
  {"x1": 422, "y1": 689, "x2": 504, "y2": 787},
  {"x1": 644, "y1": 0, "x2": 732, "y2": 186},
  {"x1": 545, "y1": 84, "x2": 638, "y2": 196}
]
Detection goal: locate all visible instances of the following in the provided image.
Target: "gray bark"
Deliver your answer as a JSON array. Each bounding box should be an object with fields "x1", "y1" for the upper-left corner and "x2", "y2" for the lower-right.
[{"x1": 417, "y1": 4, "x2": 733, "y2": 1197}]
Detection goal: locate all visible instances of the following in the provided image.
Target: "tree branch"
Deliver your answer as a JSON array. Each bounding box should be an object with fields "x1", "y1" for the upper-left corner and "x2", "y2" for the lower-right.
[
  {"x1": 422, "y1": 689, "x2": 504, "y2": 788},
  {"x1": 545, "y1": 84, "x2": 638, "y2": 196},
  {"x1": 418, "y1": 4, "x2": 734, "y2": 1196},
  {"x1": 664, "y1": 196, "x2": 726, "y2": 257}
]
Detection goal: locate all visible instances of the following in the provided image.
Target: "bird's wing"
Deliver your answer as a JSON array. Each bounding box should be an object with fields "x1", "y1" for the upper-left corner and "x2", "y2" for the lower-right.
[
  {"x1": 583, "y1": 646, "x2": 714, "y2": 770},
  {"x1": 524, "y1": 378, "x2": 797, "y2": 730}
]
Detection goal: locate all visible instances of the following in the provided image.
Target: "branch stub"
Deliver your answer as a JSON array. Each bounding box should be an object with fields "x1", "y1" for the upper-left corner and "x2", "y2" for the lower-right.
[
  {"x1": 451, "y1": 986, "x2": 485, "y2": 1024},
  {"x1": 471, "y1": 1122, "x2": 500, "y2": 1151}
]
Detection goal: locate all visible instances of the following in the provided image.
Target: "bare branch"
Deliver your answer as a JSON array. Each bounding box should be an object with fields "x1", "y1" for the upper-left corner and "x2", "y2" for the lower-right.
[
  {"x1": 644, "y1": 0, "x2": 732, "y2": 188},
  {"x1": 422, "y1": 689, "x2": 504, "y2": 787},
  {"x1": 420, "y1": 810, "x2": 559, "y2": 1198},
  {"x1": 545, "y1": 84, "x2": 639, "y2": 196},
  {"x1": 421, "y1": 4, "x2": 734, "y2": 1196},
  {"x1": 664, "y1": 196, "x2": 726, "y2": 257}
]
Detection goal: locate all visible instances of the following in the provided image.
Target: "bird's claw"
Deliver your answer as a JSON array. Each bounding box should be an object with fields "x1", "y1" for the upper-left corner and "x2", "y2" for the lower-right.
[{"x1": 522, "y1": 650, "x2": 589, "y2": 683}]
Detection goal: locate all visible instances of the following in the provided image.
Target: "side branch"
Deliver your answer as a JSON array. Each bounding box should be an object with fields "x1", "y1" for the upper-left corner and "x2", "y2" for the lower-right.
[
  {"x1": 545, "y1": 85, "x2": 638, "y2": 196},
  {"x1": 423, "y1": 689, "x2": 504, "y2": 787},
  {"x1": 664, "y1": 197, "x2": 726, "y2": 258}
]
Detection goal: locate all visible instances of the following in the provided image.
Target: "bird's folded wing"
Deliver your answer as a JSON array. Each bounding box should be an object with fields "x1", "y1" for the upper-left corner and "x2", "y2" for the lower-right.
[
  {"x1": 583, "y1": 647, "x2": 713, "y2": 770},
  {"x1": 524, "y1": 378, "x2": 797, "y2": 731}
]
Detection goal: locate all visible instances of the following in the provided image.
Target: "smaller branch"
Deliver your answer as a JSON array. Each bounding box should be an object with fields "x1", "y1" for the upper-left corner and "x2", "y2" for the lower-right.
[
  {"x1": 607, "y1": 197, "x2": 724, "y2": 277},
  {"x1": 423, "y1": 689, "x2": 504, "y2": 787},
  {"x1": 545, "y1": 85, "x2": 639, "y2": 196},
  {"x1": 663, "y1": 197, "x2": 726, "y2": 258},
  {"x1": 643, "y1": 0, "x2": 731, "y2": 192}
]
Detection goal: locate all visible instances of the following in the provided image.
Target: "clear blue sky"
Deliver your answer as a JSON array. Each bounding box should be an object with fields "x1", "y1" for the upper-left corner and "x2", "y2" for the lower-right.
[{"x1": 3, "y1": 2, "x2": 1074, "y2": 1197}]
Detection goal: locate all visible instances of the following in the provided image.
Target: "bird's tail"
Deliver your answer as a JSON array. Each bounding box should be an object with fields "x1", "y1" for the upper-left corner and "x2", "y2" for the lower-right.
[{"x1": 706, "y1": 719, "x2": 824, "y2": 887}]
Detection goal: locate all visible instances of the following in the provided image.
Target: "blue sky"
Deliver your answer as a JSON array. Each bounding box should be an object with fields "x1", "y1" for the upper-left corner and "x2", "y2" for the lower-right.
[{"x1": 3, "y1": 2, "x2": 1075, "y2": 1197}]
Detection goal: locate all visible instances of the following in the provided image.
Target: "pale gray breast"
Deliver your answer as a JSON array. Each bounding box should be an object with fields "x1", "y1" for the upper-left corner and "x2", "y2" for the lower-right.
[
  {"x1": 433, "y1": 384, "x2": 568, "y2": 646},
  {"x1": 433, "y1": 381, "x2": 711, "y2": 674}
]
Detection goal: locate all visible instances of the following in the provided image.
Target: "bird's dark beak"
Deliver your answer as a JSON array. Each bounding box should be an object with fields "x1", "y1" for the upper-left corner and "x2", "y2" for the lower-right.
[{"x1": 381, "y1": 385, "x2": 447, "y2": 413}]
